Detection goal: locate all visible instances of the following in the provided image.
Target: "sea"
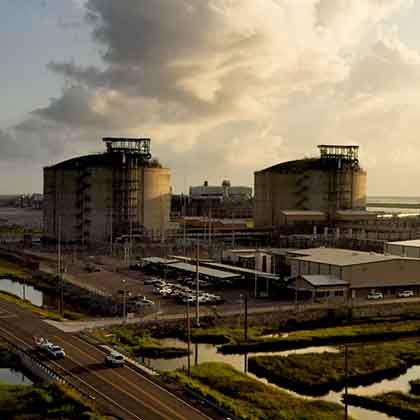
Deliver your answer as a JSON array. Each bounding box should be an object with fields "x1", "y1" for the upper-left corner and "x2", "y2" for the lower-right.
[{"x1": 367, "y1": 196, "x2": 420, "y2": 215}]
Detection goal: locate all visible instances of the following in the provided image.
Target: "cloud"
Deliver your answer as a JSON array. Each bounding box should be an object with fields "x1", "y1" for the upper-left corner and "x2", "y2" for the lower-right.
[{"x1": 5, "y1": 0, "x2": 420, "y2": 194}]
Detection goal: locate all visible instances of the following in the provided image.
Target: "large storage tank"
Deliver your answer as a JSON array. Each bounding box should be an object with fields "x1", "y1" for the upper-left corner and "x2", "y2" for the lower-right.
[
  {"x1": 43, "y1": 138, "x2": 171, "y2": 244},
  {"x1": 254, "y1": 145, "x2": 367, "y2": 228}
]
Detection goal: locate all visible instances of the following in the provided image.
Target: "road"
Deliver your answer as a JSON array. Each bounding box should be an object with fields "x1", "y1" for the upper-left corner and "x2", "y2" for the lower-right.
[{"x1": 0, "y1": 298, "x2": 216, "y2": 420}]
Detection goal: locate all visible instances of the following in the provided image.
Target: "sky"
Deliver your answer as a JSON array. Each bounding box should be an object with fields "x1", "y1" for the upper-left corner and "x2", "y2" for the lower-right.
[{"x1": 2, "y1": 0, "x2": 420, "y2": 196}]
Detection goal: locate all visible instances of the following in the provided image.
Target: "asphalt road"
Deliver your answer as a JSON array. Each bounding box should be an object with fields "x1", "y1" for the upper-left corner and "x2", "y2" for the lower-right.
[{"x1": 0, "y1": 298, "x2": 216, "y2": 420}]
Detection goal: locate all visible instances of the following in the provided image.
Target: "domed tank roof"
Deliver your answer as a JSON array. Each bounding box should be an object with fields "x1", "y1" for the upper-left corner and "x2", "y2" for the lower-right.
[{"x1": 259, "y1": 158, "x2": 325, "y2": 174}]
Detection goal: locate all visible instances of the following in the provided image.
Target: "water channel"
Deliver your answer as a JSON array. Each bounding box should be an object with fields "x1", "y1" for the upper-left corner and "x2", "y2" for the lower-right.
[
  {"x1": 139, "y1": 338, "x2": 417, "y2": 420},
  {"x1": 0, "y1": 368, "x2": 32, "y2": 385},
  {"x1": 0, "y1": 278, "x2": 45, "y2": 307}
]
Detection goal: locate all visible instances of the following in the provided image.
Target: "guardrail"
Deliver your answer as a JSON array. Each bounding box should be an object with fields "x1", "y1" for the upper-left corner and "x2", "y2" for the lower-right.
[{"x1": 0, "y1": 334, "x2": 96, "y2": 402}]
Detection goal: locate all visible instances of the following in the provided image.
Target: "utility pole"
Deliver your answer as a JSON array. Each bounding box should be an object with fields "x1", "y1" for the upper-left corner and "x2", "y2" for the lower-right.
[
  {"x1": 208, "y1": 207, "x2": 212, "y2": 252},
  {"x1": 187, "y1": 299, "x2": 191, "y2": 376},
  {"x1": 129, "y1": 206, "x2": 133, "y2": 264},
  {"x1": 183, "y1": 194, "x2": 186, "y2": 257},
  {"x1": 344, "y1": 344, "x2": 349, "y2": 420},
  {"x1": 254, "y1": 249, "x2": 258, "y2": 298},
  {"x1": 110, "y1": 206, "x2": 113, "y2": 256},
  {"x1": 244, "y1": 294, "x2": 248, "y2": 341},
  {"x1": 231, "y1": 210, "x2": 235, "y2": 247},
  {"x1": 195, "y1": 239, "x2": 200, "y2": 327},
  {"x1": 57, "y1": 216, "x2": 63, "y2": 315},
  {"x1": 122, "y1": 279, "x2": 127, "y2": 323}
]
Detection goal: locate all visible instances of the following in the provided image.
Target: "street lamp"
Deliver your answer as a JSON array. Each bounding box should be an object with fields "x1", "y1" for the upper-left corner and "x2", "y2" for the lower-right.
[{"x1": 121, "y1": 279, "x2": 127, "y2": 323}]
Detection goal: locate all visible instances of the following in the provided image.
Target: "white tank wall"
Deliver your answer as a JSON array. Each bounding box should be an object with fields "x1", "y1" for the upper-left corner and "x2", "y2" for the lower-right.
[
  {"x1": 254, "y1": 163, "x2": 367, "y2": 228},
  {"x1": 142, "y1": 167, "x2": 171, "y2": 234},
  {"x1": 43, "y1": 160, "x2": 171, "y2": 243}
]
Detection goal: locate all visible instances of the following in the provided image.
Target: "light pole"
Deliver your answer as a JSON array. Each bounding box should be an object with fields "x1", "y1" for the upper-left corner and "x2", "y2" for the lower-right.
[
  {"x1": 195, "y1": 239, "x2": 200, "y2": 327},
  {"x1": 239, "y1": 294, "x2": 243, "y2": 328},
  {"x1": 122, "y1": 279, "x2": 127, "y2": 323}
]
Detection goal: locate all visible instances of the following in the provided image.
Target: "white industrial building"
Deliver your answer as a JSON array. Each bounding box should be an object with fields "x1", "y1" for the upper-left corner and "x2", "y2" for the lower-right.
[
  {"x1": 385, "y1": 239, "x2": 420, "y2": 258},
  {"x1": 288, "y1": 247, "x2": 420, "y2": 301}
]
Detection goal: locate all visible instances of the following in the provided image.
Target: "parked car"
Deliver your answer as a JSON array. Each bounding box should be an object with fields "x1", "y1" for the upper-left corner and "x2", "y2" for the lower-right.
[
  {"x1": 182, "y1": 296, "x2": 196, "y2": 304},
  {"x1": 105, "y1": 351, "x2": 125, "y2": 367},
  {"x1": 144, "y1": 277, "x2": 158, "y2": 285},
  {"x1": 398, "y1": 290, "x2": 414, "y2": 298},
  {"x1": 367, "y1": 291, "x2": 383, "y2": 300},
  {"x1": 135, "y1": 298, "x2": 155, "y2": 307}
]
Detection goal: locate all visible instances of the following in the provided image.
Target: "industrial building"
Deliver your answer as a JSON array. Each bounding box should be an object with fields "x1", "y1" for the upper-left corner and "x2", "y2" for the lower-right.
[
  {"x1": 385, "y1": 239, "x2": 420, "y2": 258},
  {"x1": 190, "y1": 180, "x2": 252, "y2": 202},
  {"x1": 43, "y1": 138, "x2": 171, "y2": 244},
  {"x1": 288, "y1": 247, "x2": 420, "y2": 301},
  {"x1": 171, "y1": 180, "x2": 253, "y2": 219},
  {"x1": 254, "y1": 145, "x2": 369, "y2": 229}
]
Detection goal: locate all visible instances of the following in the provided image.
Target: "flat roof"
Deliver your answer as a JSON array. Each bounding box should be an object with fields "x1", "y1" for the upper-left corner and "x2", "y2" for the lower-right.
[
  {"x1": 203, "y1": 262, "x2": 279, "y2": 280},
  {"x1": 300, "y1": 274, "x2": 348, "y2": 287},
  {"x1": 142, "y1": 257, "x2": 178, "y2": 264},
  {"x1": 168, "y1": 255, "x2": 214, "y2": 263},
  {"x1": 336, "y1": 210, "x2": 375, "y2": 215},
  {"x1": 386, "y1": 240, "x2": 420, "y2": 247},
  {"x1": 281, "y1": 210, "x2": 326, "y2": 216},
  {"x1": 288, "y1": 248, "x2": 409, "y2": 266},
  {"x1": 164, "y1": 262, "x2": 240, "y2": 279},
  {"x1": 261, "y1": 248, "x2": 298, "y2": 256}
]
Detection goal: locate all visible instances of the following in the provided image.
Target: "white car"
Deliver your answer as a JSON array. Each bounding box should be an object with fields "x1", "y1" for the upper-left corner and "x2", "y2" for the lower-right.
[
  {"x1": 135, "y1": 298, "x2": 155, "y2": 307},
  {"x1": 46, "y1": 344, "x2": 66, "y2": 359},
  {"x1": 398, "y1": 290, "x2": 414, "y2": 298},
  {"x1": 105, "y1": 351, "x2": 125, "y2": 367},
  {"x1": 367, "y1": 291, "x2": 383, "y2": 300}
]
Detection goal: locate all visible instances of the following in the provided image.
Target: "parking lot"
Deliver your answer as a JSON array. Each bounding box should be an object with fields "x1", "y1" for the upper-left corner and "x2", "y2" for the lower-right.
[{"x1": 33, "y1": 251, "x2": 283, "y2": 317}]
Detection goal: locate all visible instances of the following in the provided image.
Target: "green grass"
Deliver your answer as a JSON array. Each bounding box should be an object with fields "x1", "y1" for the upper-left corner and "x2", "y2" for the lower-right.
[
  {"x1": 0, "y1": 258, "x2": 30, "y2": 279},
  {"x1": 218, "y1": 319, "x2": 420, "y2": 353},
  {"x1": 93, "y1": 325, "x2": 189, "y2": 359},
  {"x1": 345, "y1": 392, "x2": 420, "y2": 419},
  {"x1": 167, "y1": 362, "x2": 351, "y2": 420},
  {"x1": 0, "y1": 291, "x2": 86, "y2": 321},
  {"x1": 0, "y1": 382, "x2": 105, "y2": 420},
  {"x1": 249, "y1": 339, "x2": 420, "y2": 396},
  {"x1": 190, "y1": 325, "x2": 265, "y2": 344},
  {"x1": 0, "y1": 340, "x2": 21, "y2": 369}
]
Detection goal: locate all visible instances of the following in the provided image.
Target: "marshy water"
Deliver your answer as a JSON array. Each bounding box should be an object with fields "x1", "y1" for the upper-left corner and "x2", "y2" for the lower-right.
[
  {"x1": 139, "y1": 338, "x2": 418, "y2": 420},
  {"x1": 0, "y1": 368, "x2": 32, "y2": 385},
  {"x1": 0, "y1": 278, "x2": 52, "y2": 307}
]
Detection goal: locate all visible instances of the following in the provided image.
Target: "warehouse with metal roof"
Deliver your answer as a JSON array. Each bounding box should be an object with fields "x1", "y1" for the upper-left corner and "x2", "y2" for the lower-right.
[{"x1": 287, "y1": 247, "x2": 420, "y2": 301}]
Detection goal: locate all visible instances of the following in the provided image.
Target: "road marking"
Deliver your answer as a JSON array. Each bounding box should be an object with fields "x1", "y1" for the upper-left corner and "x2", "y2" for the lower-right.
[
  {"x1": 71, "y1": 334, "x2": 214, "y2": 420},
  {"x1": 0, "y1": 326, "x2": 144, "y2": 420},
  {"x1": 0, "y1": 314, "x2": 18, "y2": 319},
  {"x1": 0, "y1": 308, "x2": 17, "y2": 319},
  {"x1": 53, "y1": 335, "x2": 177, "y2": 420}
]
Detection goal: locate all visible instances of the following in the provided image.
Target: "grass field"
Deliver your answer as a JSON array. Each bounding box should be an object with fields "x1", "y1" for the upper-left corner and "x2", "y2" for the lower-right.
[
  {"x1": 167, "y1": 362, "x2": 351, "y2": 420},
  {"x1": 0, "y1": 382, "x2": 105, "y2": 420},
  {"x1": 93, "y1": 325, "x2": 189, "y2": 358},
  {"x1": 345, "y1": 392, "x2": 420, "y2": 419},
  {"x1": 0, "y1": 339, "x2": 21, "y2": 369},
  {"x1": 249, "y1": 339, "x2": 420, "y2": 396},
  {"x1": 0, "y1": 291, "x2": 85, "y2": 321},
  {"x1": 0, "y1": 258, "x2": 30, "y2": 279},
  {"x1": 218, "y1": 318, "x2": 420, "y2": 353}
]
